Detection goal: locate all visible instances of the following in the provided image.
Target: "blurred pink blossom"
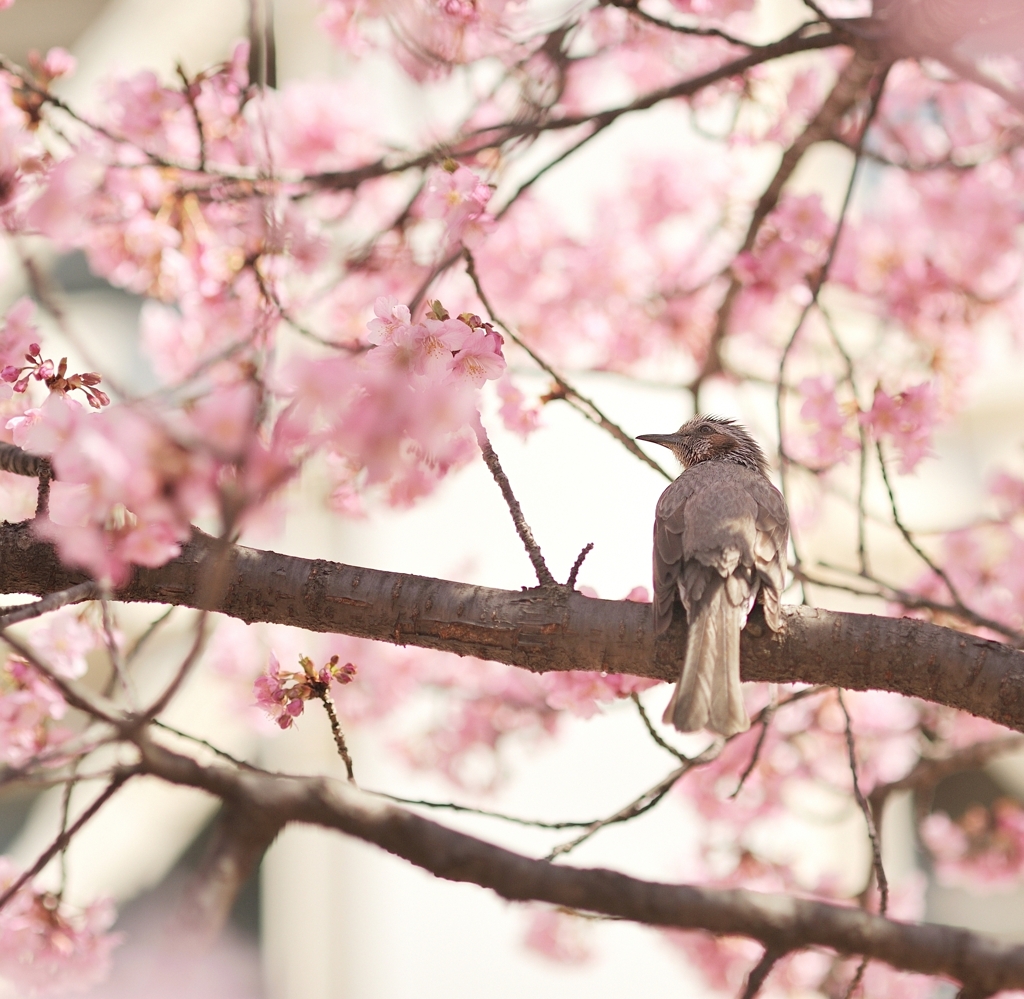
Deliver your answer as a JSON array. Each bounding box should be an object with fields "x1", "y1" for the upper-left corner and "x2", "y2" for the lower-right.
[
  {"x1": 0, "y1": 857, "x2": 119, "y2": 995},
  {"x1": 861, "y1": 382, "x2": 939, "y2": 473},
  {"x1": 796, "y1": 376, "x2": 859, "y2": 467}
]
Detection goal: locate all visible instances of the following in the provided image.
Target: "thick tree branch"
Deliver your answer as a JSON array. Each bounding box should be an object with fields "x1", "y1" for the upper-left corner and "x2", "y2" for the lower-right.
[
  {"x1": 1, "y1": 523, "x2": 1023, "y2": 729},
  {"x1": 136, "y1": 739, "x2": 1024, "y2": 994},
  {"x1": 173, "y1": 803, "x2": 282, "y2": 944}
]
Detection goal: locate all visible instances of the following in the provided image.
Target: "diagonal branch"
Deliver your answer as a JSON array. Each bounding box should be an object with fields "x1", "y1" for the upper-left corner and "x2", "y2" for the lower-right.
[
  {"x1": 136, "y1": 738, "x2": 1024, "y2": 995},
  {"x1": 474, "y1": 418, "x2": 557, "y2": 587}
]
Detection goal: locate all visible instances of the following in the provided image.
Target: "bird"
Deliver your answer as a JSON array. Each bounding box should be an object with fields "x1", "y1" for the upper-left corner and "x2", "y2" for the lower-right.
[{"x1": 637, "y1": 416, "x2": 789, "y2": 737}]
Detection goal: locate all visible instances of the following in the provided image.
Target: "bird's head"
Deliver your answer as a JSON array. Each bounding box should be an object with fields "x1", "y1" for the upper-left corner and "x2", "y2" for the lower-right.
[{"x1": 637, "y1": 415, "x2": 769, "y2": 475}]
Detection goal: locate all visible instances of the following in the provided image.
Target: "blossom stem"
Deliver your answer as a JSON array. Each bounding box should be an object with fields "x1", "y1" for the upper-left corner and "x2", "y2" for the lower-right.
[{"x1": 317, "y1": 690, "x2": 355, "y2": 783}]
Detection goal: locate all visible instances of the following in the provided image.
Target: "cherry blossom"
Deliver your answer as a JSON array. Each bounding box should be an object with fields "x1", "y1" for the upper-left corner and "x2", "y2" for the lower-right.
[
  {"x1": 0, "y1": 657, "x2": 70, "y2": 767},
  {"x1": 861, "y1": 382, "x2": 940, "y2": 473},
  {"x1": 795, "y1": 375, "x2": 859, "y2": 467},
  {"x1": 254, "y1": 651, "x2": 357, "y2": 730},
  {"x1": 0, "y1": 858, "x2": 119, "y2": 995}
]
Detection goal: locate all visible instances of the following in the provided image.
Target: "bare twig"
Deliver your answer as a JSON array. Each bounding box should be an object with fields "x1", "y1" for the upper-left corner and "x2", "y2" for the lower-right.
[
  {"x1": 151, "y1": 719, "x2": 267, "y2": 772},
  {"x1": 843, "y1": 957, "x2": 870, "y2": 999},
  {"x1": 464, "y1": 250, "x2": 672, "y2": 481},
  {"x1": 631, "y1": 692, "x2": 690, "y2": 763},
  {"x1": 125, "y1": 606, "x2": 176, "y2": 665},
  {"x1": 176, "y1": 63, "x2": 206, "y2": 171},
  {"x1": 605, "y1": 0, "x2": 758, "y2": 47},
  {"x1": 367, "y1": 791, "x2": 596, "y2": 829},
  {"x1": 317, "y1": 690, "x2": 355, "y2": 783},
  {"x1": 740, "y1": 946, "x2": 786, "y2": 999},
  {"x1": 838, "y1": 689, "x2": 887, "y2": 914},
  {"x1": 566, "y1": 543, "x2": 594, "y2": 590},
  {"x1": 0, "y1": 582, "x2": 99, "y2": 630},
  {"x1": 473, "y1": 418, "x2": 557, "y2": 587},
  {"x1": 731, "y1": 708, "x2": 773, "y2": 799},
  {"x1": 794, "y1": 563, "x2": 1024, "y2": 646},
  {"x1": 0, "y1": 774, "x2": 132, "y2": 914},
  {"x1": 876, "y1": 443, "x2": 967, "y2": 609}
]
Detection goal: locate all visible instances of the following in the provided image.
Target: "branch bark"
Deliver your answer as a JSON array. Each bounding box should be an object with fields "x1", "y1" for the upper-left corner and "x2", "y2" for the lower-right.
[
  {"x1": 0, "y1": 522, "x2": 1022, "y2": 731},
  {"x1": 136, "y1": 738, "x2": 1024, "y2": 995}
]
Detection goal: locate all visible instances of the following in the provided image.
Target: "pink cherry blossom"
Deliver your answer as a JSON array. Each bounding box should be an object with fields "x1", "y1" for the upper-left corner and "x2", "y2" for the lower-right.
[
  {"x1": 522, "y1": 907, "x2": 592, "y2": 964},
  {"x1": 922, "y1": 800, "x2": 1024, "y2": 890},
  {"x1": 31, "y1": 612, "x2": 101, "y2": 680},
  {"x1": 421, "y1": 165, "x2": 494, "y2": 246},
  {"x1": 495, "y1": 374, "x2": 540, "y2": 438},
  {"x1": 0, "y1": 658, "x2": 70, "y2": 767},
  {"x1": 796, "y1": 376, "x2": 859, "y2": 467},
  {"x1": 861, "y1": 382, "x2": 940, "y2": 473},
  {"x1": 0, "y1": 857, "x2": 119, "y2": 995}
]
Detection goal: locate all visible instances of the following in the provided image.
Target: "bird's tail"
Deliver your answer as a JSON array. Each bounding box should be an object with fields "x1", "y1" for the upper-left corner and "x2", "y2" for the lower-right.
[{"x1": 662, "y1": 581, "x2": 750, "y2": 737}]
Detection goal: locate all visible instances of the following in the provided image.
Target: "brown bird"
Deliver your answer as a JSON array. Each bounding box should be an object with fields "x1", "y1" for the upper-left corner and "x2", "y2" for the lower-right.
[{"x1": 637, "y1": 416, "x2": 789, "y2": 737}]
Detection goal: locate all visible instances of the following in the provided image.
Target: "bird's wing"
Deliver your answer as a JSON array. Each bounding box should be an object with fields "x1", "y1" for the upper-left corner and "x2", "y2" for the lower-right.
[
  {"x1": 652, "y1": 464, "x2": 762, "y2": 634},
  {"x1": 652, "y1": 475, "x2": 697, "y2": 634},
  {"x1": 749, "y1": 476, "x2": 789, "y2": 631}
]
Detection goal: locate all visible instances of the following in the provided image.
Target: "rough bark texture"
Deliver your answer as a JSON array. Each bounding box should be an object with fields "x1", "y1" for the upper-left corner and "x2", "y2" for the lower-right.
[
  {"x1": 1, "y1": 522, "x2": 1022, "y2": 730},
  {"x1": 138, "y1": 740, "x2": 1024, "y2": 995}
]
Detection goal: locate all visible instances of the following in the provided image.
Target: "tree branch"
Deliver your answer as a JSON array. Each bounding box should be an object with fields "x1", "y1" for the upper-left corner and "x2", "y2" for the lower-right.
[
  {"x1": 135, "y1": 738, "x2": 1024, "y2": 995},
  {"x1": 0, "y1": 522, "x2": 1022, "y2": 730}
]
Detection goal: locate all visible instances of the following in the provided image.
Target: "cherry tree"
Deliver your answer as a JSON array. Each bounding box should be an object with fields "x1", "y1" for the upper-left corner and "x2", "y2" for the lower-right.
[{"x1": 0, "y1": 0, "x2": 1024, "y2": 994}]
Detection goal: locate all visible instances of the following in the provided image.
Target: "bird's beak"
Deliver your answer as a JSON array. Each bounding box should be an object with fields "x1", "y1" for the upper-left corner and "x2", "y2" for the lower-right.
[{"x1": 636, "y1": 433, "x2": 685, "y2": 449}]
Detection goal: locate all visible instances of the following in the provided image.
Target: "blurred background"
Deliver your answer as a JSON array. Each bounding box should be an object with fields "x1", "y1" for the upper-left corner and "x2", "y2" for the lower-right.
[{"x1": 2, "y1": 0, "x2": 1024, "y2": 996}]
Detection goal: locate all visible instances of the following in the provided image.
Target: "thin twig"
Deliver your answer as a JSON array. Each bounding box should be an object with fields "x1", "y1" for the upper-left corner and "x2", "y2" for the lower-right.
[
  {"x1": 546, "y1": 757, "x2": 709, "y2": 860},
  {"x1": 775, "y1": 63, "x2": 891, "y2": 567},
  {"x1": 606, "y1": 0, "x2": 758, "y2": 47},
  {"x1": 0, "y1": 582, "x2": 99, "y2": 631},
  {"x1": 151, "y1": 719, "x2": 267, "y2": 772},
  {"x1": 739, "y1": 946, "x2": 786, "y2": 999},
  {"x1": 731, "y1": 708, "x2": 773, "y2": 799},
  {"x1": 125, "y1": 606, "x2": 176, "y2": 665},
  {"x1": 100, "y1": 593, "x2": 135, "y2": 706},
  {"x1": 473, "y1": 418, "x2": 557, "y2": 587},
  {"x1": 464, "y1": 250, "x2": 672, "y2": 481},
  {"x1": 176, "y1": 63, "x2": 206, "y2": 172},
  {"x1": 631, "y1": 692, "x2": 690, "y2": 763},
  {"x1": 796, "y1": 564, "x2": 1024, "y2": 645},
  {"x1": 317, "y1": 690, "x2": 355, "y2": 783},
  {"x1": 366, "y1": 791, "x2": 597, "y2": 829},
  {"x1": 843, "y1": 957, "x2": 869, "y2": 999},
  {"x1": 566, "y1": 543, "x2": 594, "y2": 590},
  {"x1": 817, "y1": 304, "x2": 870, "y2": 576},
  {"x1": 0, "y1": 774, "x2": 132, "y2": 914},
  {"x1": 837, "y1": 689, "x2": 888, "y2": 915},
  {"x1": 550, "y1": 686, "x2": 833, "y2": 859},
  {"x1": 876, "y1": 442, "x2": 967, "y2": 608},
  {"x1": 56, "y1": 767, "x2": 78, "y2": 898}
]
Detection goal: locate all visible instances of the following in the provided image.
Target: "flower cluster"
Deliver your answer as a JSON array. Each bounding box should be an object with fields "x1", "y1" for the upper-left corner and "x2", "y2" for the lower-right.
[
  {"x1": 254, "y1": 651, "x2": 357, "y2": 729},
  {"x1": 2, "y1": 344, "x2": 109, "y2": 409},
  {"x1": 922, "y1": 801, "x2": 1024, "y2": 890},
  {"x1": 421, "y1": 163, "x2": 494, "y2": 248},
  {"x1": 0, "y1": 858, "x2": 119, "y2": 996},
  {"x1": 861, "y1": 382, "x2": 939, "y2": 473},
  {"x1": 0, "y1": 657, "x2": 70, "y2": 767}
]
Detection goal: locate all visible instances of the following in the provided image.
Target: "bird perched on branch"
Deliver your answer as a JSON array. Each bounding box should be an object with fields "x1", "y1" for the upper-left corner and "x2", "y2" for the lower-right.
[{"x1": 637, "y1": 417, "x2": 789, "y2": 737}]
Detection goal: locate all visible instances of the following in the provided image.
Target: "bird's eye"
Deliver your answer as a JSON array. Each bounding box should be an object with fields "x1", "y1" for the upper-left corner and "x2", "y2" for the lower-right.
[{"x1": 697, "y1": 425, "x2": 713, "y2": 435}]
